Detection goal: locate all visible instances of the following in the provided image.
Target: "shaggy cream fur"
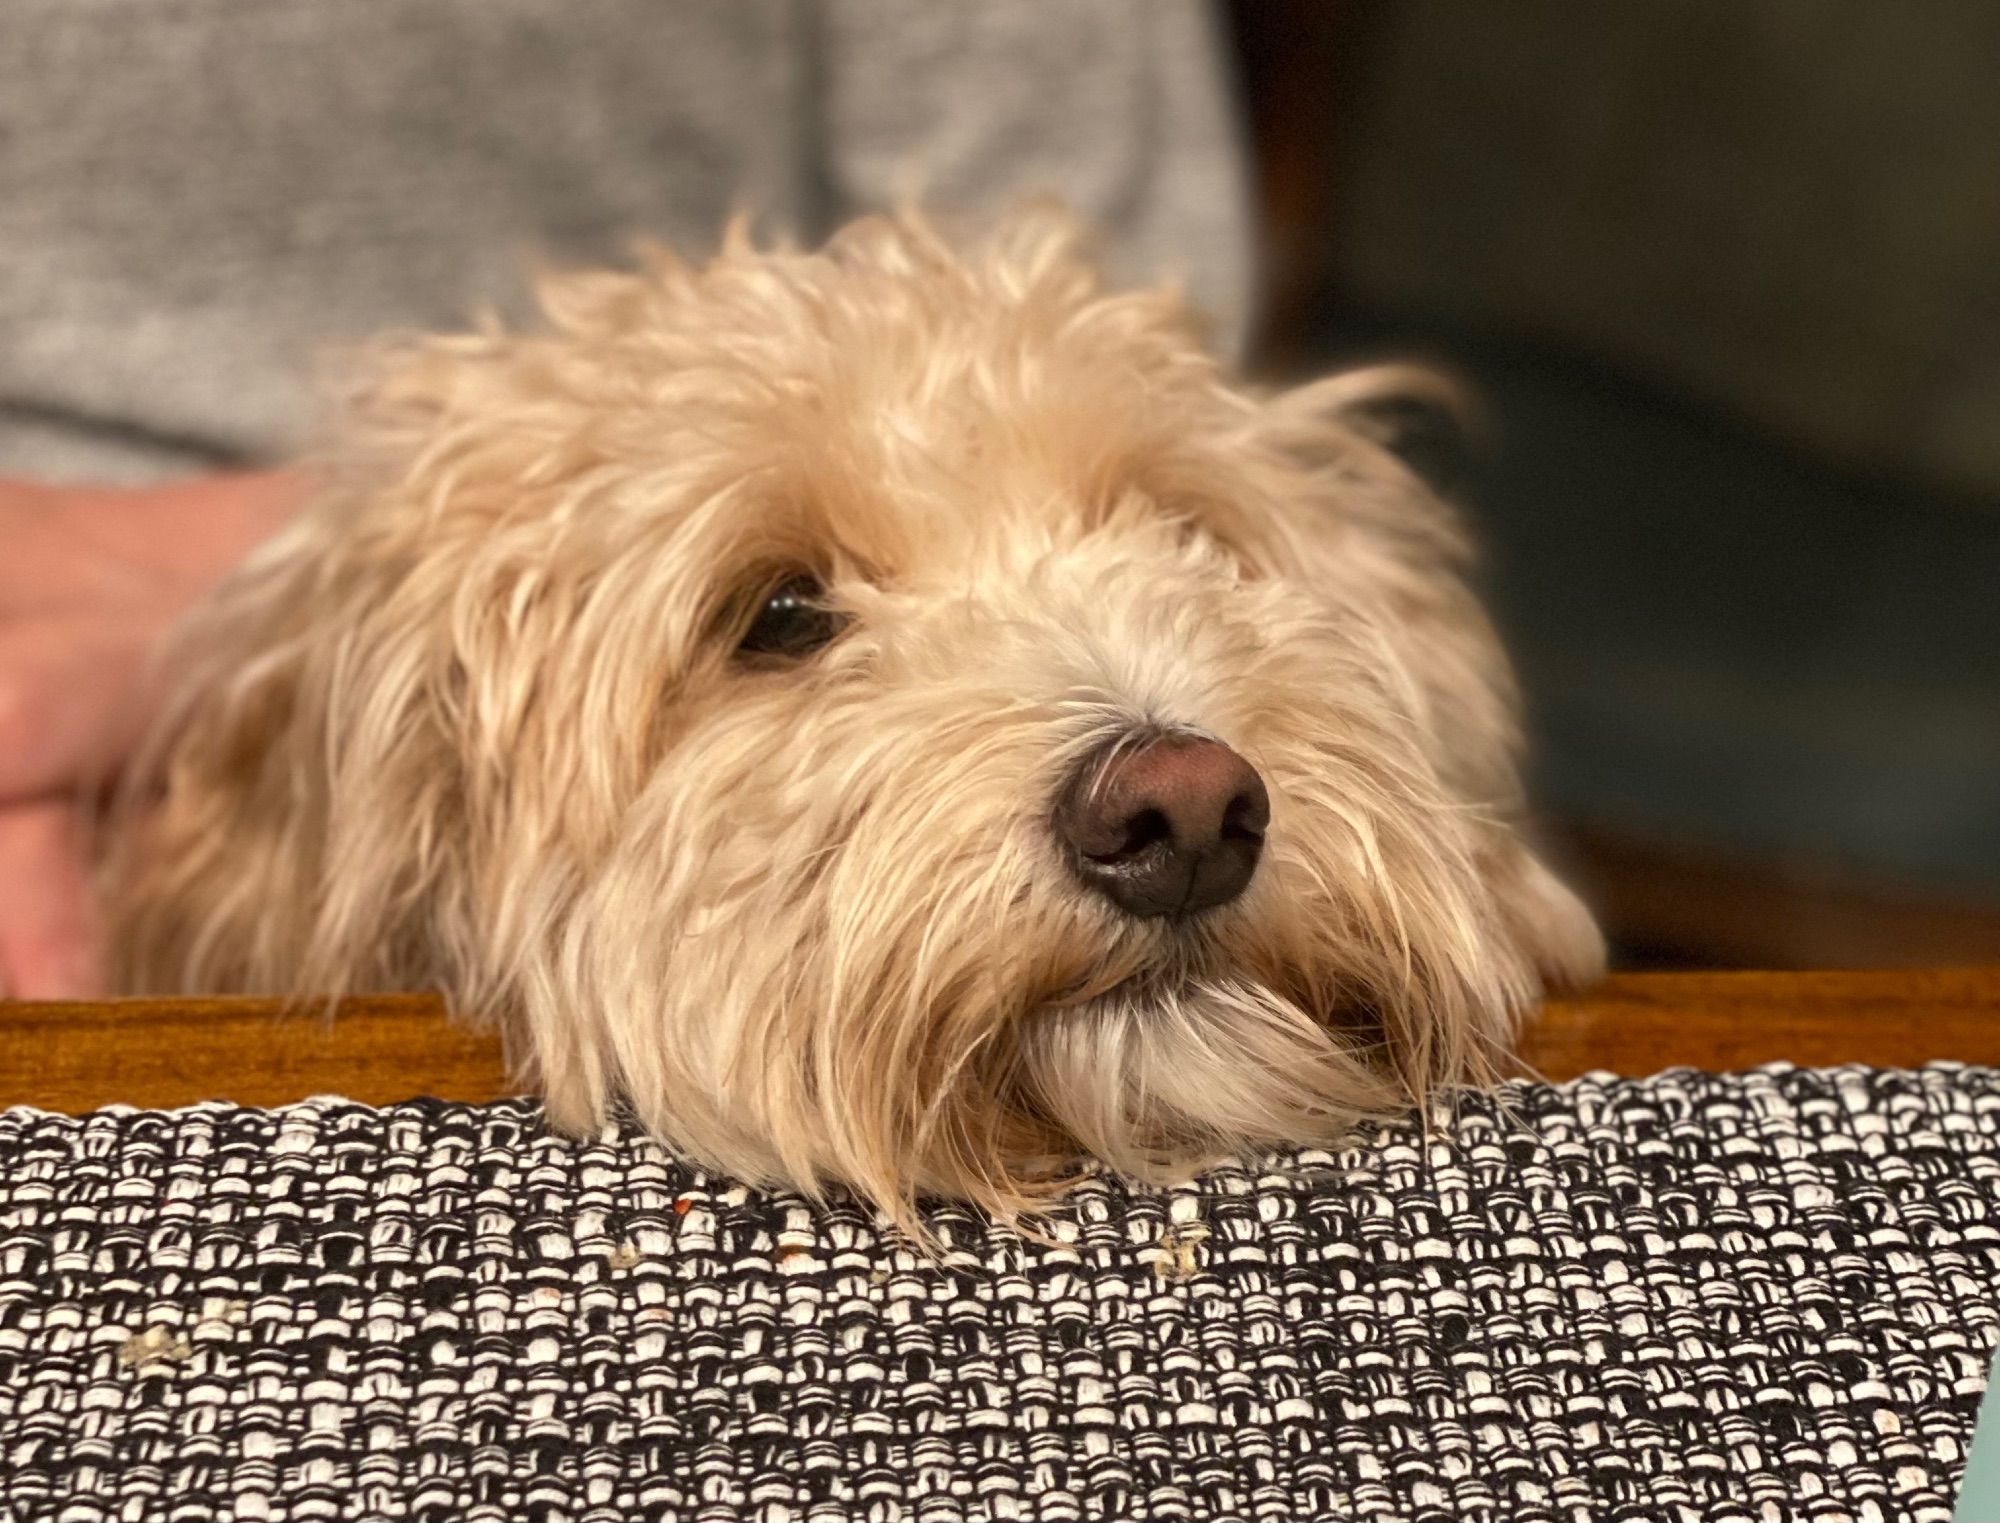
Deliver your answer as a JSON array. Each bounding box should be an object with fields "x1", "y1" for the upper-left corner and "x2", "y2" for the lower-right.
[{"x1": 101, "y1": 210, "x2": 1603, "y2": 1230}]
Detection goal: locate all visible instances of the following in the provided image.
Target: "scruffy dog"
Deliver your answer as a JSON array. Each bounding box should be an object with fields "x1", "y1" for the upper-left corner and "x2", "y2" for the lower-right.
[{"x1": 102, "y1": 211, "x2": 1602, "y2": 1227}]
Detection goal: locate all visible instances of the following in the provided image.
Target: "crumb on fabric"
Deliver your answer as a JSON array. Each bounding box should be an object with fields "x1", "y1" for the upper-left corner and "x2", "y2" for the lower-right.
[
  {"x1": 117, "y1": 1327, "x2": 192, "y2": 1370},
  {"x1": 606, "y1": 1240, "x2": 643, "y2": 1270},
  {"x1": 1153, "y1": 1222, "x2": 1211, "y2": 1284}
]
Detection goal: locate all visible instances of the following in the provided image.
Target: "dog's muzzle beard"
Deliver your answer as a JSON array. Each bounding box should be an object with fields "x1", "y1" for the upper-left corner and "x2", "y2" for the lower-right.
[
  {"x1": 890, "y1": 724, "x2": 1483, "y2": 1210},
  {"x1": 570, "y1": 598, "x2": 1530, "y2": 1233}
]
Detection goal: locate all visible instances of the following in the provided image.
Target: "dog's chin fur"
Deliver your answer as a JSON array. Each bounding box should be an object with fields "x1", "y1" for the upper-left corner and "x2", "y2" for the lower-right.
[{"x1": 99, "y1": 207, "x2": 1604, "y2": 1233}]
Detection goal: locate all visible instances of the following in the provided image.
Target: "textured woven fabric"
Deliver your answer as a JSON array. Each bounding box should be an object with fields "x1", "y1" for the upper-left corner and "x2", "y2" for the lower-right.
[{"x1": 3, "y1": 1064, "x2": 1997, "y2": 1522}]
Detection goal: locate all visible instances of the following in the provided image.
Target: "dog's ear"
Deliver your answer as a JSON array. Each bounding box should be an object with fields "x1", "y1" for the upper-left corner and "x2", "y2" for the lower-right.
[{"x1": 1268, "y1": 363, "x2": 1481, "y2": 496}]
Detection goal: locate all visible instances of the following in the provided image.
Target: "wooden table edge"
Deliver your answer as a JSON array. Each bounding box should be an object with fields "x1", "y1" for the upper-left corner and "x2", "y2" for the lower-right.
[{"x1": 5, "y1": 967, "x2": 1999, "y2": 1115}]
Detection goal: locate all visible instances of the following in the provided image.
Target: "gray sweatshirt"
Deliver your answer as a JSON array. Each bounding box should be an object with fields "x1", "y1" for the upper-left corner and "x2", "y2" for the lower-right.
[{"x1": 0, "y1": 0, "x2": 1252, "y2": 485}]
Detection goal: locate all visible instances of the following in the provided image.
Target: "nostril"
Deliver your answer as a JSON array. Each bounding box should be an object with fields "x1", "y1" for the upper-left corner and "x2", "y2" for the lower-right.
[
  {"x1": 1097, "y1": 806, "x2": 1172, "y2": 862},
  {"x1": 1220, "y1": 789, "x2": 1265, "y2": 842}
]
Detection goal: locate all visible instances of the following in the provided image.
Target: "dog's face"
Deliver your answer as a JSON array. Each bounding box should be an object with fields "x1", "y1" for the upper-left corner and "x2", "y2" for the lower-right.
[{"x1": 109, "y1": 213, "x2": 1601, "y2": 1225}]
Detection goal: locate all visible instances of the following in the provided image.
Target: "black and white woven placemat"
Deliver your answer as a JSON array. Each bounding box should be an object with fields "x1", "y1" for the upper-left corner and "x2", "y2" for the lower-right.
[{"x1": 4, "y1": 1064, "x2": 1998, "y2": 1523}]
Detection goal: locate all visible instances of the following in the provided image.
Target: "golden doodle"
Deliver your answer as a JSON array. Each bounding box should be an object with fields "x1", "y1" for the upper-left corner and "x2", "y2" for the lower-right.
[{"x1": 101, "y1": 210, "x2": 1603, "y2": 1228}]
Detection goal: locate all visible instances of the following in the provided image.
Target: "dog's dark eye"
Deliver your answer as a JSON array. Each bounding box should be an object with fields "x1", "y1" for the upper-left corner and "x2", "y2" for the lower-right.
[{"x1": 737, "y1": 575, "x2": 845, "y2": 659}]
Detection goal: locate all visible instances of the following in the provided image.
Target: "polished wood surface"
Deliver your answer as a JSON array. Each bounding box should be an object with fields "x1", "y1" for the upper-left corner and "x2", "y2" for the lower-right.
[
  {"x1": 1516, "y1": 966, "x2": 2000, "y2": 1081},
  {"x1": 4, "y1": 969, "x2": 1999, "y2": 1115},
  {"x1": 1552, "y1": 824, "x2": 2000, "y2": 971},
  {"x1": 2, "y1": 993, "x2": 515, "y2": 1114}
]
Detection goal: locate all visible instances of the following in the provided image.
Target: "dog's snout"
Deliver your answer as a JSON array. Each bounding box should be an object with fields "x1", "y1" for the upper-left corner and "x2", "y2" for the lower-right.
[{"x1": 1057, "y1": 736, "x2": 1269, "y2": 918}]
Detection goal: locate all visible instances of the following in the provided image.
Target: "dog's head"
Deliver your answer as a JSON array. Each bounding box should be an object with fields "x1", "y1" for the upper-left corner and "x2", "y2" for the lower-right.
[{"x1": 116, "y1": 211, "x2": 1600, "y2": 1225}]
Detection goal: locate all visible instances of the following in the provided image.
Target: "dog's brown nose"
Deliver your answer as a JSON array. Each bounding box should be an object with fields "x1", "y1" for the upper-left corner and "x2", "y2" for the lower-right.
[{"x1": 1057, "y1": 735, "x2": 1269, "y2": 918}]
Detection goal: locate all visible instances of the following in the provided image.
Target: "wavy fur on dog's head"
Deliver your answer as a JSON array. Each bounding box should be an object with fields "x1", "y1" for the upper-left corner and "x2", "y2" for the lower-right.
[{"x1": 103, "y1": 209, "x2": 1601, "y2": 1228}]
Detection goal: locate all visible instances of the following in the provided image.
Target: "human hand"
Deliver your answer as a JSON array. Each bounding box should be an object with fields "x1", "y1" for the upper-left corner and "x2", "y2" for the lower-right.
[{"x1": 0, "y1": 470, "x2": 301, "y2": 998}]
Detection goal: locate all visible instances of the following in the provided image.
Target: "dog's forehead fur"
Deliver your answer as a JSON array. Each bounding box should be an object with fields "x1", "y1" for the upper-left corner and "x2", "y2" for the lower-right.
[{"x1": 438, "y1": 214, "x2": 1326, "y2": 605}]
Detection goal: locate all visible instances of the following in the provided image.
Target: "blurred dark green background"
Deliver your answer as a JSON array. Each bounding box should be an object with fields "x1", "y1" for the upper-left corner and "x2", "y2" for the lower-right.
[{"x1": 1229, "y1": 0, "x2": 2000, "y2": 968}]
